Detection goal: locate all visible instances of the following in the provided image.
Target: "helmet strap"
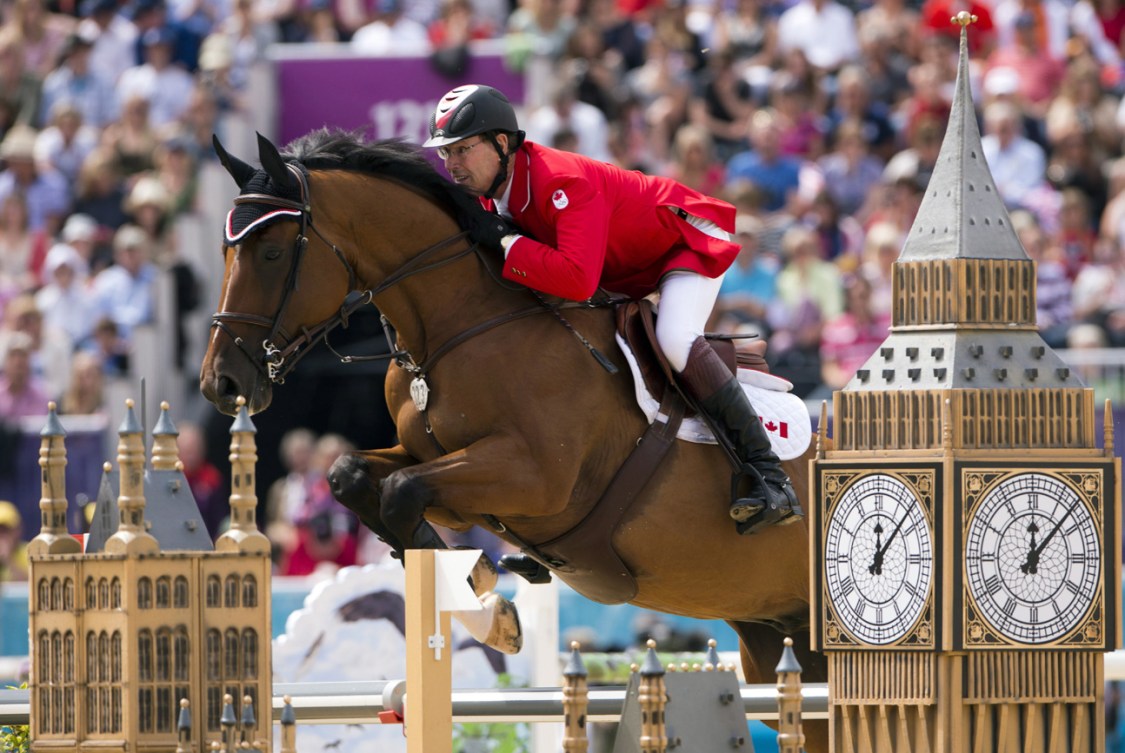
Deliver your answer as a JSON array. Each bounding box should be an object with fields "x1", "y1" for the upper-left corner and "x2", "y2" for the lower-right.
[{"x1": 482, "y1": 131, "x2": 524, "y2": 200}]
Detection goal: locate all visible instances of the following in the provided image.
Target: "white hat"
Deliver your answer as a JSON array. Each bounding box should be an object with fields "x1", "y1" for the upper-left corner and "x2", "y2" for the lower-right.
[
  {"x1": 44, "y1": 243, "x2": 89, "y2": 278},
  {"x1": 0, "y1": 126, "x2": 37, "y2": 161},
  {"x1": 984, "y1": 67, "x2": 1020, "y2": 97},
  {"x1": 61, "y1": 213, "x2": 98, "y2": 243}
]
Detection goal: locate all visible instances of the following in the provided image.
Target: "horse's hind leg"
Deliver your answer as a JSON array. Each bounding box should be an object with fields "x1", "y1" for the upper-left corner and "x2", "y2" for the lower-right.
[
  {"x1": 328, "y1": 446, "x2": 419, "y2": 557},
  {"x1": 728, "y1": 620, "x2": 829, "y2": 753}
]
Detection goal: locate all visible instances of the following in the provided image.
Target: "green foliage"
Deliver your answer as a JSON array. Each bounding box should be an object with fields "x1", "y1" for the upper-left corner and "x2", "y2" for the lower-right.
[
  {"x1": 452, "y1": 673, "x2": 529, "y2": 753},
  {"x1": 0, "y1": 684, "x2": 29, "y2": 753}
]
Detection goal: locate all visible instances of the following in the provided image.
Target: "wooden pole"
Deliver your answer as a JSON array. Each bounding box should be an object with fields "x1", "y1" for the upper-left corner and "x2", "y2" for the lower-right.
[{"x1": 405, "y1": 549, "x2": 453, "y2": 753}]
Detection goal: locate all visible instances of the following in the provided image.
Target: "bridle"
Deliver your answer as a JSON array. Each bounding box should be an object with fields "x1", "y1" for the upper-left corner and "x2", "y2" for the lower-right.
[{"x1": 210, "y1": 163, "x2": 474, "y2": 384}]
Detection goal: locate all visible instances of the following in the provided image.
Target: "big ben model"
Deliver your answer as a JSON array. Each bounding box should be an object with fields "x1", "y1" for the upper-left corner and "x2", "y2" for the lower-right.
[
  {"x1": 28, "y1": 398, "x2": 273, "y2": 752},
  {"x1": 809, "y1": 15, "x2": 1122, "y2": 753}
]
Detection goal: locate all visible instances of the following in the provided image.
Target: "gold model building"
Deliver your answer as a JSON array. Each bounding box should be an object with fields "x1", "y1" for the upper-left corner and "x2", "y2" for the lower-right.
[
  {"x1": 27, "y1": 397, "x2": 273, "y2": 752},
  {"x1": 810, "y1": 15, "x2": 1122, "y2": 753}
]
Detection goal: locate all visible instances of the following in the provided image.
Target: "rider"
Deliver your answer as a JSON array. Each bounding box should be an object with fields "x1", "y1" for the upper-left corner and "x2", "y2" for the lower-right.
[{"x1": 423, "y1": 84, "x2": 800, "y2": 536}]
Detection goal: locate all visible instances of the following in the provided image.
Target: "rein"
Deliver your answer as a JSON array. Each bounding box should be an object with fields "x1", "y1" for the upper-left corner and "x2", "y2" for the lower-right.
[
  {"x1": 211, "y1": 163, "x2": 477, "y2": 384},
  {"x1": 212, "y1": 163, "x2": 621, "y2": 393}
]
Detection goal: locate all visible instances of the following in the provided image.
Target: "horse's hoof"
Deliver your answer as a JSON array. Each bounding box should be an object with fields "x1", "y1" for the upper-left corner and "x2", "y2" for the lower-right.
[{"x1": 463, "y1": 548, "x2": 498, "y2": 595}]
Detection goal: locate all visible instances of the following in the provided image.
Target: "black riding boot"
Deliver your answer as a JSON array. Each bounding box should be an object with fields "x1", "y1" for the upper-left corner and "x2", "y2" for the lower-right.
[{"x1": 679, "y1": 337, "x2": 801, "y2": 533}]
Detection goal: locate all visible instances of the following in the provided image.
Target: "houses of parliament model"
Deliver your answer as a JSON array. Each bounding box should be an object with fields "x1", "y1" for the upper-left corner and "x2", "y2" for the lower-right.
[{"x1": 26, "y1": 396, "x2": 297, "y2": 752}]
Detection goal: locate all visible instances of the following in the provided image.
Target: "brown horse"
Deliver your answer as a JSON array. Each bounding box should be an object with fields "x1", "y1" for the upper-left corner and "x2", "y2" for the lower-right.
[{"x1": 199, "y1": 131, "x2": 826, "y2": 749}]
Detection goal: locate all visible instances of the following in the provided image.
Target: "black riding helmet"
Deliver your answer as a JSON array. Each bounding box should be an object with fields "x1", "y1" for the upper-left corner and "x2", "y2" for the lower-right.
[{"x1": 424, "y1": 84, "x2": 525, "y2": 199}]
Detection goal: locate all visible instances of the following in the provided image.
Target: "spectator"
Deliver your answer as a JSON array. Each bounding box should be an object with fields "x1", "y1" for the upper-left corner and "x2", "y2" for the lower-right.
[
  {"x1": 666, "y1": 123, "x2": 725, "y2": 196},
  {"x1": 769, "y1": 72, "x2": 824, "y2": 159},
  {"x1": 689, "y1": 49, "x2": 753, "y2": 163},
  {"x1": 776, "y1": 0, "x2": 859, "y2": 74},
  {"x1": 819, "y1": 274, "x2": 890, "y2": 390},
  {"x1": 623, "y1": 35, "x2": 692, "y2": 162},
  {"x1": 39, "y1": 33, "x2": 119, "y2": 129},
  {"x1": 116, "y1": 26, "x2": 196, "y2": 128},
  {"x1": 265, "y1": 426, "x2": 316, "y2": 566},
  {"x1": 8, "y1": 0, "x2": 74, "y2": 78},
  {"x1": 350, "y1": 0, "x2": 430, "y2": 54},
  {"x1": 56, "y1": 350, "x2": 106, "y2": 414},
  {"x1": 826, "y1": 64, "x2": 897, "y2": 161},
  {"x1": 79, "y1": 316, "x2": 129, "y2": 376},
  {"x1": 1012, "y1": 210, "x2": 1073, "y2": 348},
  {"x1": 524, "y1": 79, "x2": 611, "y2": 163},
  {"x1": 711, "y1": 0, "x2": 776, "y2": 68},
  {"x1": 3, "y1": 293, "x2": 74, "y2": 398},
  {"x1": 72, "y1": 147, "x2": 129, "y2": 233},
  {"x1": 0, "y1": 331, "x2": 50, "y2": 420},
  {"x1": 857, "y1": 220, "x2": 900, "y2": 320},
  {"x1": 506, "y1": 0, "x2": 576, "y2": 67},
  {"x1": 76, "y1": 0, "x2": 139, "y2": 87},
  {"x1": 149, "y1": 136, "x2": 198, "y2": 216},
  {"x1": 178, "y1": 421, "x2": 227, "y2": 537},
  {"x1": 58, "y1": 212, "x2": 105, "y2": 274},
  {"x1": 985, "y1": 12, "x2": 1065, "y2": 118},
  {"x1": 103, "y1": 94, "x2": 160, "y2": 179},
  {"x1": 36, "y1": 241, "x2": 97, "y2": 345},
  {"x1": 980, "y1": 100, "x2": 1048, "y2": 211},
  {"x1": 0, "y1": 30, "x2": 41, "y2": 135},
  {"x1": 818, "y1": 118, "x2": 885, "y2": 217},
  {"x1": 34, "y1": 101, "x2": 99, "y2": 190},
  {"x1": 129, "y1": 0, "x2": 204, "y2": 72},
  {"x1": 1073, "y1": 236, "x2": 1125, "y2": 345},
  {"x1": 726, "y1": 109, "x2": 804, "y2": 213},
  {"x1": 0, "y1": 125, "x2": 70, "y2": 236},
  {"x1": 0, "y1": 500, "x2": 28, "y2": 581},
  {"x1": 774, "y1": 224, "x2": 843, "y2": 328},
  {"x1": 91, "y1": 223, "x2": 157, "y2": 342},
  {"x1": 0, "y1": 192, "x2": 46, "y2": 294},
  {"x1": 714, "y1": 213, "x2": 778, "y2": 337},
  {"x1": 428, "y1": 0, "x2": 494, "y2": 77},
  {"x1": 280, "y1": 433, "x2": 359, "y2": 577}
]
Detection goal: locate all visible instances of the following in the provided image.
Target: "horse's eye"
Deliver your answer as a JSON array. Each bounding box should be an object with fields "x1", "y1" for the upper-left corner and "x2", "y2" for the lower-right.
[{"x1": 263, "y1": 247, "x2": 283, "y2": 261}]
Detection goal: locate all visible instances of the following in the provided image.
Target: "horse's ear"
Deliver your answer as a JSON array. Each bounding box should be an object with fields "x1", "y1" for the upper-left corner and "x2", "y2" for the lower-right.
[
  {"x1": 212, "y1": 134, "x2": 257, "y2": 189},
  {"x1": 257, "y1": 132, "x2": 295, "y2": 190}
]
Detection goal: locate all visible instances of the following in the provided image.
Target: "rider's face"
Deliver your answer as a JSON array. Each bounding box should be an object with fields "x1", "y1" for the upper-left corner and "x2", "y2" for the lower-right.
[{"x1": 442, "y1": 133, "x2": 508, "y2": 197}]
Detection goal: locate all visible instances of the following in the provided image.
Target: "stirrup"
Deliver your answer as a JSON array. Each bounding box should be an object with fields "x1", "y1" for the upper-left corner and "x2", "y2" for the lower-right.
[
  {"x1": 498, "y1": 553, "x2": 553, "y2": 585},
  {"x1": 736, "y1": 484, "x2": 803, "y2": 535},
  {"x1": 731, "y1": 464, "x2": 803, "y2": 534}
]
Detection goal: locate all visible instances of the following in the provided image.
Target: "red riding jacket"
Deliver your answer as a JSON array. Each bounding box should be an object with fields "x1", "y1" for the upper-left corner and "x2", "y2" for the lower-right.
[{"x1": 483, "y1": 142, "x2": 741, "y2": 300}]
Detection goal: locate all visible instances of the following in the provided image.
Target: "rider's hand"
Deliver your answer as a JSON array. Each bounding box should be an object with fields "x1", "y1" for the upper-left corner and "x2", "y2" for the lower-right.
[{"x1": 468, "y1": 212, "x2": 518, "y2": 250}]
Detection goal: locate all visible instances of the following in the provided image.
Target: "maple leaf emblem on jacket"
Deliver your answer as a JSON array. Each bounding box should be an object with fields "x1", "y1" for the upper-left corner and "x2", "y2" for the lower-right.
[{"x1": 552, "y1": 189, "x2": 569, "y2": 210}]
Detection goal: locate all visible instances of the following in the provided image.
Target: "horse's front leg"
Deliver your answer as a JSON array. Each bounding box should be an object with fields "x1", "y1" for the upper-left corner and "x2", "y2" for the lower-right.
[{"x1": 328, "y1": 444, "x2": 419, "y2": 558}]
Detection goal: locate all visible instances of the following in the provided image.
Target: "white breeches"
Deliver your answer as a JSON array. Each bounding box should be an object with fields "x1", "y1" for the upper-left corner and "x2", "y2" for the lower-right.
[{"x1": 656, "y1": 270, "x2": 726, "y2": 373}]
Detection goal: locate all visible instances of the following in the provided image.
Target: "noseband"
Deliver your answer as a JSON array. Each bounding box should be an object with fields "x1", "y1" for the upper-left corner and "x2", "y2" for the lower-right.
[{"x1": 210, "y1": 162, "x2": 473, "y2": 384}]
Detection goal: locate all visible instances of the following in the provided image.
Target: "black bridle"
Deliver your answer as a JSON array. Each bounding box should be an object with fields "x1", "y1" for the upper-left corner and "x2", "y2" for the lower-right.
[{"x1": 210, "y1": 163, "x2": 474, "y2": 384}]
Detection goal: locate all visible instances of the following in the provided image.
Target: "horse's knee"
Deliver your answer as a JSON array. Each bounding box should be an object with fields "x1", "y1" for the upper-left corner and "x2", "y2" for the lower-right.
[
  {"x1": 379, "y1": 471, "x2": 433, "y2": 535},
  {"x1": 328, "y1": 453, "x2": 374, "y2": 510}
]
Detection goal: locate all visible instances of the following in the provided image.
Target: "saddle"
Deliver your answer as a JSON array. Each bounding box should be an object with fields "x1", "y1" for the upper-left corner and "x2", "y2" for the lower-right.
[{"x1": 495, "y1": 299, "x2": 772, "y2": 604}]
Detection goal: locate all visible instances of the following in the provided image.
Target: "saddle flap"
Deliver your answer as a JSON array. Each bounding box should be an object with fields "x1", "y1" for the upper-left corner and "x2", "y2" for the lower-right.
[{"x1": 614, "y1": 299, "x2": 746, "y2": 404}]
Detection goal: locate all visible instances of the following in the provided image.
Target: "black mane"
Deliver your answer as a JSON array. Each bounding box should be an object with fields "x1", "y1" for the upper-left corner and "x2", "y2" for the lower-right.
[{"x1": 282, "y1": 128, "x2": 483, "y2": 222}]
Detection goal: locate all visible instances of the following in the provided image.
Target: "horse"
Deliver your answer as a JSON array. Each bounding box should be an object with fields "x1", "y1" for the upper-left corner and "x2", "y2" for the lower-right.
[{"x1": 199, "y1": 131, "x2": 827, "y2": 750}]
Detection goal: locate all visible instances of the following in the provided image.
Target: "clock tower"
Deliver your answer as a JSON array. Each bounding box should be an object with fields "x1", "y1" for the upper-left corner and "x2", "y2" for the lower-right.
[{"x1": 810, "y1": 15, "x2": 1122, "y2": 752}]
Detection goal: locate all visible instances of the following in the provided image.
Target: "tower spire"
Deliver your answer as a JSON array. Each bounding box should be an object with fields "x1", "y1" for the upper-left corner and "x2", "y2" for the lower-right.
[
  {"x1": 216, "y1": 396, "x2": 269, "y2": 553},
  {"x1": 27, "y1": 402, "x2": 79, "y2": 556},
  {"x1": 105, "y1": 399, "x2": 158, "y2": 554}
]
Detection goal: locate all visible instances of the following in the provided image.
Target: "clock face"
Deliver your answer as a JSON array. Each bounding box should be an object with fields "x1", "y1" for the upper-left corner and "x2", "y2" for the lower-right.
[
  {"x1": 825, "y1": 473, "x2": 933, "y2": 645},
  {"x1": 964, "y1": 472, "x2": 1101, "y2": 644}
]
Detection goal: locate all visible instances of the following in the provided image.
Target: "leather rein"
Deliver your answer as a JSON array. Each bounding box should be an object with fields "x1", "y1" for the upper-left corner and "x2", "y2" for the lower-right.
[{"x1": 210, "y1": 163, "x2": 609, "y2": 389}]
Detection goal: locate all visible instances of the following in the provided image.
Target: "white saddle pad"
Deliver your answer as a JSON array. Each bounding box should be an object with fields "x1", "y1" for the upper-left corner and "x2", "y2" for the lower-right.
[{"x1": 615, "y1": 333, "x2": 812, "y2": 461}]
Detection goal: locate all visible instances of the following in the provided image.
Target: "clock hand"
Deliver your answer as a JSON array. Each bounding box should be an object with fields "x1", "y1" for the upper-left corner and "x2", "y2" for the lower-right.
[
  {"x1": 869, "y1": 508, "x2": 911, "y2": 576},
  {"x1": 1020, "y1": 521, "x2": 1040, "y2": 575},
  {"x1": 1019, "y1": 498, "x2": 1080, "y2": 575}
]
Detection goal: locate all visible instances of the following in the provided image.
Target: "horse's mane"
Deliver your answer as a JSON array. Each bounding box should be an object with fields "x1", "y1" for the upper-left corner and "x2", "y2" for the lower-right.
[{"x1": 281, "y1": 128, "x2": 485, "y2": 226}]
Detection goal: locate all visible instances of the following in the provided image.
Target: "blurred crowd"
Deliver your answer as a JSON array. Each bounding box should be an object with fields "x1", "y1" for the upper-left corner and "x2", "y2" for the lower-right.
[{"x1": 1, "y1": 0, "x2": 1125, "y2": 568}]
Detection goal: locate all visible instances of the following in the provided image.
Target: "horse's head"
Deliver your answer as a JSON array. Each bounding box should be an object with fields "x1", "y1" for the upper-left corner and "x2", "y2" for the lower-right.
[{"x1": 200, "y1": 133, "x2": 357, "y2": 415}]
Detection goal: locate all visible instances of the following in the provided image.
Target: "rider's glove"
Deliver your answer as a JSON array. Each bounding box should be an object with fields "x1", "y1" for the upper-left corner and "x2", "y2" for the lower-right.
[{"x1": 468, "y1": 212, "x2": 519, "y2": 251}]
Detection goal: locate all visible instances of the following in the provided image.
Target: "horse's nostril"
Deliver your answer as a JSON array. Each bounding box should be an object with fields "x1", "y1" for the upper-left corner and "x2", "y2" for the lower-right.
[{"x1": 217, "y1": 375, "x2": 241, "y2": 401}]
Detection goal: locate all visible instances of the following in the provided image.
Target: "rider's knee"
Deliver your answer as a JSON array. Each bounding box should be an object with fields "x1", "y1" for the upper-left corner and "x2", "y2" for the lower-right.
[{"x1": 327, "y1": 453, "x2": 372, "y2": 508}]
